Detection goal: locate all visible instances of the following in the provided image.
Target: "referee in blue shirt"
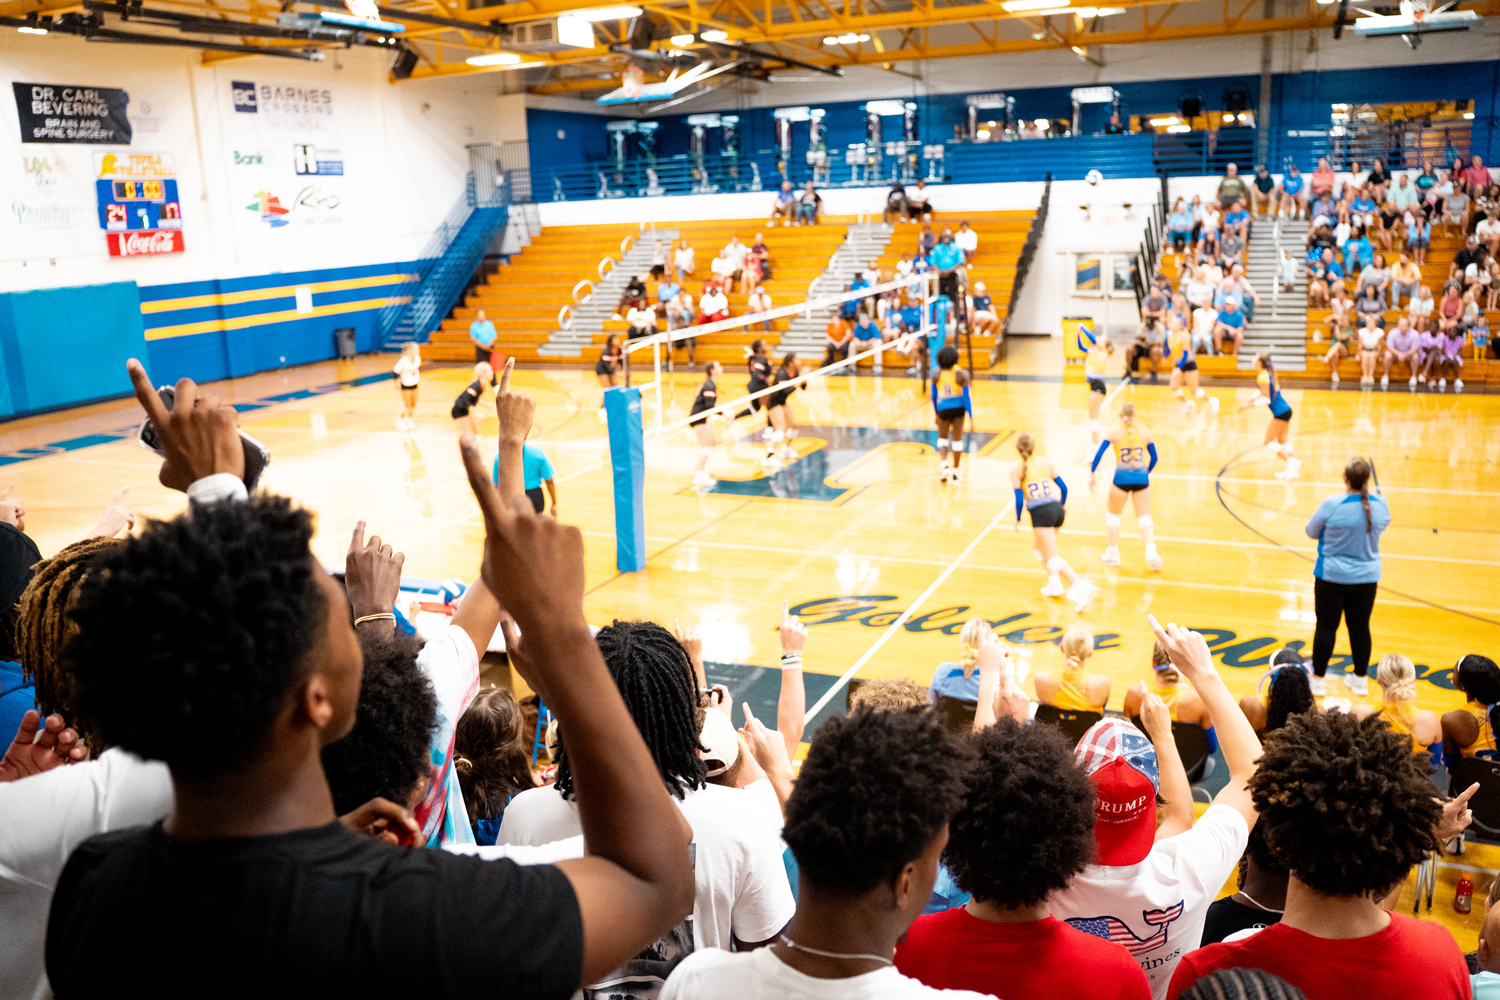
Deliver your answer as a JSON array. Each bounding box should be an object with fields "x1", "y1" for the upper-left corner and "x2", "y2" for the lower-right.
[
  {"x1": 493, "y1": 441, "x2": 557, "y2": 516},
  {"x1": 1303, "y1": 457, "x2": 1390, "y2": 698}
]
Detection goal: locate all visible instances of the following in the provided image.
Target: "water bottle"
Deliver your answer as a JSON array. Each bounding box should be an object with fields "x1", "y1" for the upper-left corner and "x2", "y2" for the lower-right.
[{"x1": 1456, "y1": 873, "x2": 1474, "y2": 914}]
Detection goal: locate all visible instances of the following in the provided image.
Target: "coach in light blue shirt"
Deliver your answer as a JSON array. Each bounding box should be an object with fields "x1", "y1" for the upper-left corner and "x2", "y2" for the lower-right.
[
  {"x1": 1303, "y1": 458, "x2": 1391, "y2": 696},
  {"x1": 493, "y1": 442, "x2": 557, "y2": 516}
]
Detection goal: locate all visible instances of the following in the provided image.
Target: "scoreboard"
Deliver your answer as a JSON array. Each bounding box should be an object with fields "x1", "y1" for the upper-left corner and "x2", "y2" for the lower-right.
[{"x1": 94, "y1": 151, "x2": 185, "y2": 256}]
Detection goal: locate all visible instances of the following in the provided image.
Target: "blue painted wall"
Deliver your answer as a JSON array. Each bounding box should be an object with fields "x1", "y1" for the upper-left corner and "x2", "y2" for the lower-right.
[
  {"x1": 527, "y1": 59, "x2": 1500, "y2": 171},
  {"x1": 0, "y1": 282, "x2": 146, "y2": 418}
]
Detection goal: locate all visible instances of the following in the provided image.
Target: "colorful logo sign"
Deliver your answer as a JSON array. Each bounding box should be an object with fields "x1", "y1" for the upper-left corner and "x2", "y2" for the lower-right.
[
  {"x1": 107, "y1": 229, "x2": 185, "y2": 257},
  {"x1": 246, "y1": 190, "x2": 291, "y2": 227},
  {"x1": 232, "y1": 81, "x2": 258, "y2": 113},
  {"x1": 292, "y1": 143, "x2": 343, "y2": 176}
]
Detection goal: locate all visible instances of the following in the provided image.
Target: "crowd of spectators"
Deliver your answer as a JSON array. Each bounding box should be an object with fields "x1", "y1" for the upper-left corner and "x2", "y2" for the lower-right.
[{"x1": 0, "y1": 353, "x2": 1488, "y2": 1000}]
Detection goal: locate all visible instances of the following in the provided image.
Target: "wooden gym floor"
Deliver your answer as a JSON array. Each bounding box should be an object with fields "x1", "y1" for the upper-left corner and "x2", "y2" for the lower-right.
[{"x1": 4, "y1": 338, "x2": 1499, "y2": 946}]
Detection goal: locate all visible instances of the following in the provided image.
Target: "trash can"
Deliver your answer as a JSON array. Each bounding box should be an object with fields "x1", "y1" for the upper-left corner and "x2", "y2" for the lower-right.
[
  {"x1": 1061, "y1": 316, "x2": 1095, "y2": 364},
  {"x1": 334, "y1": 327, "x2": 357, "y2": 360}
]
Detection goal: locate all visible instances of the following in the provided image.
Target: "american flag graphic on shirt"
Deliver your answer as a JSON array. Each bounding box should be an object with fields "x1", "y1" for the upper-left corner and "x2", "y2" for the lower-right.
[{"x1": 1067, "y1": 902, "x2": 1186, "y2": 957}]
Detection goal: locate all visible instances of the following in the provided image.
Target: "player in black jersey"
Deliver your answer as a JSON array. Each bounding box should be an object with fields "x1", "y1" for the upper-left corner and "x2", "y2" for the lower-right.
[
  {"x1": 689, "y1": 361, "x2": 723, "y2": 489},
  {"x1": 737, "y1": 338, "x2": 773, "y2": 422},
  {"x1": 450, "y1": 360, "x2": 492, "y2": 433},
  {"x1": 595, "y1": 333, "x2": 621, "y2": 421},
  {"x1": 763, "y1": 353, "x2": 801, "y2": 466}
]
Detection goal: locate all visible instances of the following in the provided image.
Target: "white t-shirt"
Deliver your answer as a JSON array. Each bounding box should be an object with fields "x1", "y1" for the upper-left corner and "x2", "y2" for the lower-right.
[
  {"x1": 0, "y1": 750, "x2": 174, "y2": 1000},
  {"x1": 628, "y1": 307, "x2": 657, "y2": 328},
  {"x1": 895, "y1": 260, "x2": 913, "y2": 278},
  {"x1": 955, "y1": 229, "x2": 978, "y2": 253},
  {"x1": 499, "y1": 782, "x2": 794, "y2": 953},
  {"x1": 1477, "y1": 219, "x2": 1500, "y2": 241},
  {"x1": 393, "y1": 355, "x2": 421, "y2": 387},
  {"x1": 662, "y1": 945, "x2": 991, "y2": 1000},
  {"x1": 1049, "y1": 803, "x2": 1249, "y2": 1000},
  {"x1": 700, "y1": 291, "x2": 729, "y2": 315},
  {"x1": 1410, "y1": 296, "x2": 1435, "y2": 317},
  {"x1": 724, "y1": 242, "x2": 748, "y2": 267},
  {"x1": 711, "y1": 256, "x2": 736, "y2": 278},
  {"x1": 676, "y1": 247, "x2": 696, "y2": 271},
  {"x1": 1191, "y1": 307, "x2": 1218, "y2": 337}
]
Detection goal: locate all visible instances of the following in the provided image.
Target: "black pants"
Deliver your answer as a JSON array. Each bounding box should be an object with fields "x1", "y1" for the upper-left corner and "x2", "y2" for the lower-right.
[
  {"x1": 525, "y1": 487, "x2": 545, "y2": 514},
  {"x1": 1312, "y1": 577, "x2": 1378, "y2": 677},
  {"x1": 824, "y1": 342, "x2": 849, "y2": 368}
]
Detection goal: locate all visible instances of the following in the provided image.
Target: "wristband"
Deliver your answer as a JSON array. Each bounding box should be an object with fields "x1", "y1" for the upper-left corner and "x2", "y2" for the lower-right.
[
  {"x1": 780, "y1": 653, "x2": 803, "y2": 669},
  {"x1": 354, "y1": 613, "x2": 397, "y2": 627}
]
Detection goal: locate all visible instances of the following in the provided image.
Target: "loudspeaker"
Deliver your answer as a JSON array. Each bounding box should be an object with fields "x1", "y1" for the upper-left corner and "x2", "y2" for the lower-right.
[
  {"x1": 626, "y1": 14, "x2": 656, "y2": 51},
  {"x1": 1180, "y1": 94, "x2": 1202, "y2": 119},
  {"x1": 392, "y1": 43, "x2": 419, "y2": 79},
  {"x1": 1224, "y1": 86, "x2": 1250, "y2": 113}
]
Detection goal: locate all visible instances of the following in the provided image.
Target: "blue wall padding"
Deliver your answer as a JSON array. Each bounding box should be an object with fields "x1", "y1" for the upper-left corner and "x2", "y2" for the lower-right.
[
  {"x1": 0, "y1": 281, "x2": 146, "y2": 416},
  {"x1": 604, "y1": 385, "x2": 647, "y2": 573}
]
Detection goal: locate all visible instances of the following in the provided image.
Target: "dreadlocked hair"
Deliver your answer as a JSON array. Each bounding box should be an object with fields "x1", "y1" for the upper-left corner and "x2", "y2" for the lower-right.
[
  {"x1": 454, "y1": 685, "x2": 536, "y2": 831},
  {"x1": 1345, "y1": 456, "x2": 1374, "y2": 532},
  {"x1": 1251, "y1": 710, "x2": 1440, "y2": 898},
  {"x1": 17, "y1": 535, "x2": 121, "y2": 745},
  {"x1": 1016, "y1": 432, "x2": 1035, "y2": 485},
  {"x1": 553, "y1": 619, "x2": 706, "y2": 801},
  {"x1": 1264, "y1": 659, "x2": 1315, "y2": 733},
  {"x1": 1179, "y1": 968, "x2": 1307, "y2": 1000}
]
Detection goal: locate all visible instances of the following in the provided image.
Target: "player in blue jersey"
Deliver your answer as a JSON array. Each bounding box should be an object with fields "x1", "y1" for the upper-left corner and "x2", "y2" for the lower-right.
[
  {"x1": 925, "y1": 294, "x2": 952, "y2": 392},
  {"x1": 1240, "y1": 352, "x2": 1301, "y2": 480},
  {"x1": 930, "y1": 345, "x2": 972, "y2": 484},
  {"x1": 1089, "y1": 401, "x2": 1162, "y2": 572},
  {"x1": 1010, "y1": 432, "x2": 1097, "y2": 613}
]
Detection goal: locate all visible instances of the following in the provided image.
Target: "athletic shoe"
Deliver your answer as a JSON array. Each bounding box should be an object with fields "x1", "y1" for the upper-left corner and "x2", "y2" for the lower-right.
[
  {"x1": 1208, "y1": 396, "x2": 1220, "y2": 414},
  {"x1": 1178, "y1": 401, "x2": 1195, "y2": 414},
  {"x1": 1409, "y1": 376, "x2": 1417, "y2": 387},
  {"x1": 1381, "y1": 375, "x2": 1389, "y2": 387},
  {"x1": 760, "y1": 454, "x2": 781, "y2": 469},
  {"x1": 1146, "y1": 549, "x2": 1163, "y2": 572},
  {"x1": 1348, "y1": 674, "x2": 1369, "y2": 696},
  {"x1": 692, "y1": 471, "x2": 715, "y2": 488},
  {"x1": 938, "y1": 467, "x2": 951, "y2": 483},
  {"x1": 1040, "y1": 581, "x2": 1067, "y2": 598},
  {"x1": 1194, "y1": 388, "x2": 1206, "y2": 399},
  {"x1": 1439, "y1": 378, "x2": 1447, "y2": 390},
  {"x1": 949, "y1": 470, "x2": 963, "y2": 484},
  {"x1": 1330, "y1": 371, "x2": 1339, "y2": 383},
  {"x1": 1068, "y1": 580, "x2": 1099, "y2": 614},
  {"x1": 1455, "y1": 378, "x2": 1464, "y2": 391},
  {"x1": 1100, "y1": 546, "x2": 1121, "y2": 567},
  {"x1": 1310, "y1": 675, "x2": 1326, "y2": 696},
  {"x1": 779, "y1": 445, "x2": 797, "y2": 460},
  {"x1": 396, "y1": 418, "x2": 406, "y2": 430}
]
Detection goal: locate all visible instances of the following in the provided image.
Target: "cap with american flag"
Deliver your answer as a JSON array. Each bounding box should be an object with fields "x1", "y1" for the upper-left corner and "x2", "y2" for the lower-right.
[{"x1": 1075, "y1": 718, "x2": 1160, "y2": 866}]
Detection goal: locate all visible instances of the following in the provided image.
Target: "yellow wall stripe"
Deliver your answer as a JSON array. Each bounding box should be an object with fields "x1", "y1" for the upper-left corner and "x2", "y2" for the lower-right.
[
  {"x1": 140, "y1": 273, "x2": 415, "y2": 315},
  {"x1": 144, "y1": 295, "x2": 410, "y2": 341}
]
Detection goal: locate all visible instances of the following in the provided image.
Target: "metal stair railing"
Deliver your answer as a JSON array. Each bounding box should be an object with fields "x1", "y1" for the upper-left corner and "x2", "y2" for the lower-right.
[{"x1": 997, "y1": 173, "x2": 1051, "y2": 360}]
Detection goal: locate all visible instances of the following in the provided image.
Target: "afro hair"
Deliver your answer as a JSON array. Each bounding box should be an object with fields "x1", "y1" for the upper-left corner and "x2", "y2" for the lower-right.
[
  {"x1": 944, "y1": 717, "x2": 1097, "y2": 909},
  {"x1": 321, "y1": 629, "x2": 436, "y2": 815},
  {"x1": 1249, "y1": 710, "x2": 1440, "y2": 898},
  {"x1": 66, "y1": 494, "x2": 329, "y2": 777},
  {"x1": 783, "y1": 706, "x2": 970, "y2": 895}
]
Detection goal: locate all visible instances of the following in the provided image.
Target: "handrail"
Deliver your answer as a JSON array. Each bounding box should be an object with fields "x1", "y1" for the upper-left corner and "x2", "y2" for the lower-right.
[
  {"x1": 572, "y1": 280, "x2": 593, "y2": 305},
  {"x1": 621, "y1": 234, "x2": 634, "y2": 256},
  {"x1": 598, "y1": 257, "x2": 615, "y2": 280},
  {"x1": 999, "y1": 172, "x2": 1050, "y2": 352},
  {"x1": 558, "y1": 304, "x2": 572, "y2": 330},
  {"x1": 1271, "y1": 216, "x2": 1283, "y2": 318}
]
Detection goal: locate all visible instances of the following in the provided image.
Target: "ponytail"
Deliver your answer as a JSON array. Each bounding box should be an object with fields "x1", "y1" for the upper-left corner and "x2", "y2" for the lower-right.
[
  {"x1": 1345, "y1": 457, "x2": 1374, "y2": 532},
  {"x1": 957, "y1": 617, "x2": 988, "y2": 675},
  {"x1": 1060, "y1": 625, "x2": 1093, "y2": 672},
  {"x1": 1119, "y1": 401, "x2": 1136, "y2": 425},
  {"x1": 1016, "y1": 432, "x2": 1035, "y2": 485}
]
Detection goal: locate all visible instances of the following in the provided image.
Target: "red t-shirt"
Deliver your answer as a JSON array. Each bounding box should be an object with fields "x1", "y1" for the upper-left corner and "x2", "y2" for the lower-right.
[
  {"x1": 1167, "y1": 914, "x2": 1471, "y2": 1000},
  {"x1": 896, "y1": 908, "x2": 1152, "y2": 1000}
]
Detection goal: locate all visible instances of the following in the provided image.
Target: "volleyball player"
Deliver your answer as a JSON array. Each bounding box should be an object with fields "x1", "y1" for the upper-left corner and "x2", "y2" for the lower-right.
[
  {"x1": 763, "y1": 353, "x2": 800, "y2": 466},
  {"x1": 1010, "y1": 432, "x2": 1096, "y2": 612},
  {"x1": 1084, "y1": 335, "x2": 1113, "y2": 445},
  {"x1": 392, "y1": 342, "x2": 421, "y2": 431},
  {"x1": 450, "y1": 360, "x2": 493, "y2": 434},
  {"x1": 595, "y1": 333, "x2": 621, "y2": 421},
  {"x1": 1167, "y1": 317, "x2": 1215, "y2": 415},
  {"x1": 737, "y1": 338, "x2": 773, "y2": 422},
  {"x1": 689, "y1": 361, "x2": 722, "y2": 489},
  {"x1": 931, "y1": 345, "x2": 972, "y2": 484},
  {"x1": 1089, "y1": 401, "x2": 1162, "y2": 571},
  {"x1": 1240, "y1": 353, "x2": 1301, "y2": 480}
]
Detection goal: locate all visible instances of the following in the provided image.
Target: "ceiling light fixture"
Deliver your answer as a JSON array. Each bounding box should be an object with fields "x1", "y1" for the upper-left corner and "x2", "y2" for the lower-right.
[
  {"x1": 700, "y1": 28, "x2": 728, "y2": 40},
  {"x1": 1463, "y1": 111, "x2": 1475, "y2": 119},
  {"x1": 670, "y1": 32, "x2": 694, "y2": 45},
  {"x1": 1222, "y1": 114, "x2": 1234, "y2": 122},
  {"x1": 17, "y1": 24, "x2": 47, "y2": 33},
  {"x1": 567, "y1": 5, "x2": 642, "y2": 21},
  {"x1": 466, "y1": 51, "x2": 522, "y2": 65},
  {"x1": 1003, "y1": 0, "x2": 1068, "y2": 10},
  {"x1": 1167, "y1": 124, "x2": 1192, "y2": 133},
  {"x1": 1148, "y1": 116, "x2": 1177, "y2": 125},
  {"x1": 823, "y1": 35, "x2": 839, "y2": 44}
]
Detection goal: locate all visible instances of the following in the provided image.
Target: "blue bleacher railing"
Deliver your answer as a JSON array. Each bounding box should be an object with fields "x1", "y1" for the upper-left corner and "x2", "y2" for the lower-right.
[
  {"x1": 533, "y1": 119, "x2": 1498, "y2": 203},
  {"x1": 378, "y1": 170, "x2": 515, "y2": 349}
]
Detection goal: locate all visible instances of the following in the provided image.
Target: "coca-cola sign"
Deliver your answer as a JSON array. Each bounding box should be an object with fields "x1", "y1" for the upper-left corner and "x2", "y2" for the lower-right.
[{"x1": 106, "y1": 229, "x2": 185, "y2": 257}]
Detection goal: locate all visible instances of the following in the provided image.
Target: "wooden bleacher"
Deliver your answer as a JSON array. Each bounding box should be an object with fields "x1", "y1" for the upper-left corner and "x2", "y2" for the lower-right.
[{"x1": 425, "y1": 208, "x2": 1038, "y2": 370}]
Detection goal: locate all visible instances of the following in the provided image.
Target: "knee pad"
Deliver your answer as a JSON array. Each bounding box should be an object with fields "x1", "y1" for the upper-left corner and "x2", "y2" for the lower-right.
[
  {"x1": 1137, "y1": 515, "x2": 1154, "y2": 531},
  {"x1": 1045, "y1": 556, "x2": 1066, "y2": 574},
  {"x1": 785, "y1": 429, "x2": 798, "y2": 441},
  {"x1": 1104, "y1": 513, "x2": 1122, "y2": 528},
  {"x1": 768, "y1": 429, "x2": 784, "y2": 443},
  {"x1": 1265, "y1": 440, "x2": 1282, "y2": 457},
  {"x1": 1279, "y1": 443, "x2": 1294, "y2": 458}
]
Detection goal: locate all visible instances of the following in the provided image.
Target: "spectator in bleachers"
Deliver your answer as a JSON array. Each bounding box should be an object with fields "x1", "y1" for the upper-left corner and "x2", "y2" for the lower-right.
[
  {"x1": 745, "y1": 285, "x2": 773, "y2": 331},
  {"x1": 1477, "y1": 183, "x2": 1500, "y2": 229},
  {"x1": 1280, "y1": 164, "x2": 1307, "y2": 219},
  {"x1": 1216, "y1": 163, "x2": 1248, "y2": 211},
  {"x1": 1197, "y1": 204, "x2": 1220, "y2": 259},
  {"x1": 1033, "y1": 625, "x2": 1110, "y2": 712},
  {"x1": 1463, "y1": 154, "x2": 1492, "y2": 195},
  {"x1": 851, "y1": 313, "x2": 883, "y2": 371},
  {"x1": 1322, "y1": 317, "x2": 1353, "y2": 382},
  {"x1": 1405, "y1": 204, "x2": 1432, "y2": 265},
  {"x1": 675, "y1": 239, "x2": 696, "y2": 282},
  {"x1": 452, "y1": 684, "x2": 536, "y2": 845},
  {"x1": 848, "y1": 677, "x2": 929, "y2": 713},
  {"x1": 919, "y1": 223, "x2": 937, "y2": 256},
  {"x1": 1309, "y1": 190, "x2": 1337, "y2": 230},
  {"x1": 616, "y1": 273, "x2": 650, "y2": 320},
  {"x1": 1213, "y1": 296, "x2": 1246, "y2": 355},
  {"x1": 1306, "y1": 248, "x2": 1341, "y2": 308},
  {"x1": 844, "y1": 272, "x2": 871, "y2": 323},
  {"x1": 1141, "y1": 282, "x2": 1167, "y2": 327},
  {"x1": 796, "y1": 181, "x2": 822, "y2": 226},
  {"x1": 1453, "y1": 233, "x2": 1488, "y2": 287},
  {"x1": 1222, "y1": 198, "x2": 1250, "y2": 242},
  {"x1": 1050, "y1": 617, "x2": 1262, "y2": 999},
  {"x1": 1218, "y1": 264, "x2": 1257, "y2": 321},
  {"x1": 659, "y1": 709, "x2": 973, "y2": 1000},
  {"x1": 824, "y1": 314, "x2": 852, "y2": 370},
  {"x1": 657, "y1": 274, "x2": 682, "y2": 321},
  {"x1": 768, "y1": 181, "x2": 795, "y2": 227},
  {"x1": 1446, "y1": 181, "x2": 1473, "y2": 236},
  {"x1": 1416, "y1": 313, "x2": 1441, "y2": 383},
  {"x1": 1391, "y1": 172, "x2": 1419, "y2": 212},
  {"x1": 1186, "y1": 193, "x2": 1205, "y2": 244},
  {"x1": 1310, "y1": 157, "x2": 1336, "y2": 202},
  {"x1": 883, "y1": 179, "x2": 911, "y2": 224},
  {"x1": 1343, "y1": 227, "x2": 1373, "y2": 278},
  {"x1": 1474, "y1": 304, "x2": 1494, "y2": 357},
  {"x1": 1415, "y1": 160, "x2": 1438, "y2": 202},
  {"x1": 651, "y1": 240, "x2": 668, "y2": 280},
  {"x1": 723, "y1": 236, "x2": 748, "y2": 291},
  {"x1": 1166, "y1": 712, "x2": 1465, "y2": 999},
  {"x1": 749, "y1": 233, "x2": 770, "y2": 279},
  {"x1": 1366, "y1": 157, "x2": 1391, "y2": 203},
  {"x1": 1218, "y1": 228, "x2": 1245, "y2": 269},
  {"x1": 895, "y1": 718, "x2": 1152, "y2": 1000},
  {"x1": 1190, "y1": 300, "x2": 1218, "y2": 357},
  {"x1": 1167, "y1": 199, "x2": 1195, "y2": 251},
  {"x1": 969, "y1": 282, "x2": 1000, "y2": 338},
  {"x1": 1438, "y1": 283, "x2": 1465, "y2": 339},
  {"x1": 1251, "y1": 165, "x2": 1276, "y2": 217},
  {"x1": 698, "y1": 284, "x2": 729, "y2": 326},
  {"x1": 1390, "y1": 251, "x2": 1421, "y2": 307},
  {"x1": 908, "y1": 179, "x2": 933, "y2": 222},
  {"x1": 1375, "y1": 200, "x2": 1401, "y2": 257},
  {"x1": 627, "y1": 303, "x2": 657, "y2": 340},
  {"x1": 1338, "y1": 159, "x2": 1365, "y2": 202},
  {"x1": 1382, "y1": 317, "x2": 1422, "y2": 387},
  {"x1": 1477, "y1": 210, "x2": 1500, "y2": 258},
  {"x1": 1349, "y1": 185, "x2": 1378, "y2": 230},
  {"x1": 1184, "y1": 263, "x2": 1215, "y2": 311},
  {"x1": 1200, "y1": 822, "x2": 1286, "y2": 947},
  {"x1": 1355, "y1": 316, "x2": 1384, "y2": 385},
  {"x1": 1355, "y1": 253, "x2": 1390, "y2": 310},
  {"x1": 1328, "y1": 281, "x2": 1353, "y2": 337},
  {"x1": 932, "y1": 232, "x2": 964, "y2": 305},
  {"x1": 667, "y1": 288, "x2": 695, "y2": 333},
  {"x1": 1485, "y1": 260, "x2": 1500, "y2": 312},
  {"x1": 743, "y1": 254, "x2": 764, "y2": 295},
  {"x1": 710, "y1": 250, "x2": 736, "y2": 288},
  {"x1": 955, "y1": 220, "x2": 978, "y2": 263}
]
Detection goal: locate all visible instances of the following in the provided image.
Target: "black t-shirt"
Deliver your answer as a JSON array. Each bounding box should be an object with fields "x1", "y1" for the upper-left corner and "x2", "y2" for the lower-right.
[
  {"x1": 1455, "y1": 247, "x2": 1488, "y2": 271},
  {"x1": 1255, "y1": 175, "x2": 1276, "y2": 194},
  {"x1": 46, "y1": 820, "x2": 582, "y2": 999},
  {"x1": 972, "y1": 294, "x2": 992, "y2": 313},
  {"x1": 691, "y1": 378, "x2": 717, "y2": 416},
  {"x1": 747, "y1": 355, "x2": 772, "y2": 388},
  {"x1": 1368, "y1": 167, "x2": 1390, "y2": 186},
  {"x1": 1200, "y1": 895, "x2": 1282, "y2": 946},
  {"x1": 451, "y1": 379, "x2": 483, "y2": 417}
]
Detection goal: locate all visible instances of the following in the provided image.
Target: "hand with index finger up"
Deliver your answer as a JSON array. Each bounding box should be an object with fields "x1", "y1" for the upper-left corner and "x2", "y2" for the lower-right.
[{"x1": 127, "y1": 359, "x2": 244, "y2": 491}]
